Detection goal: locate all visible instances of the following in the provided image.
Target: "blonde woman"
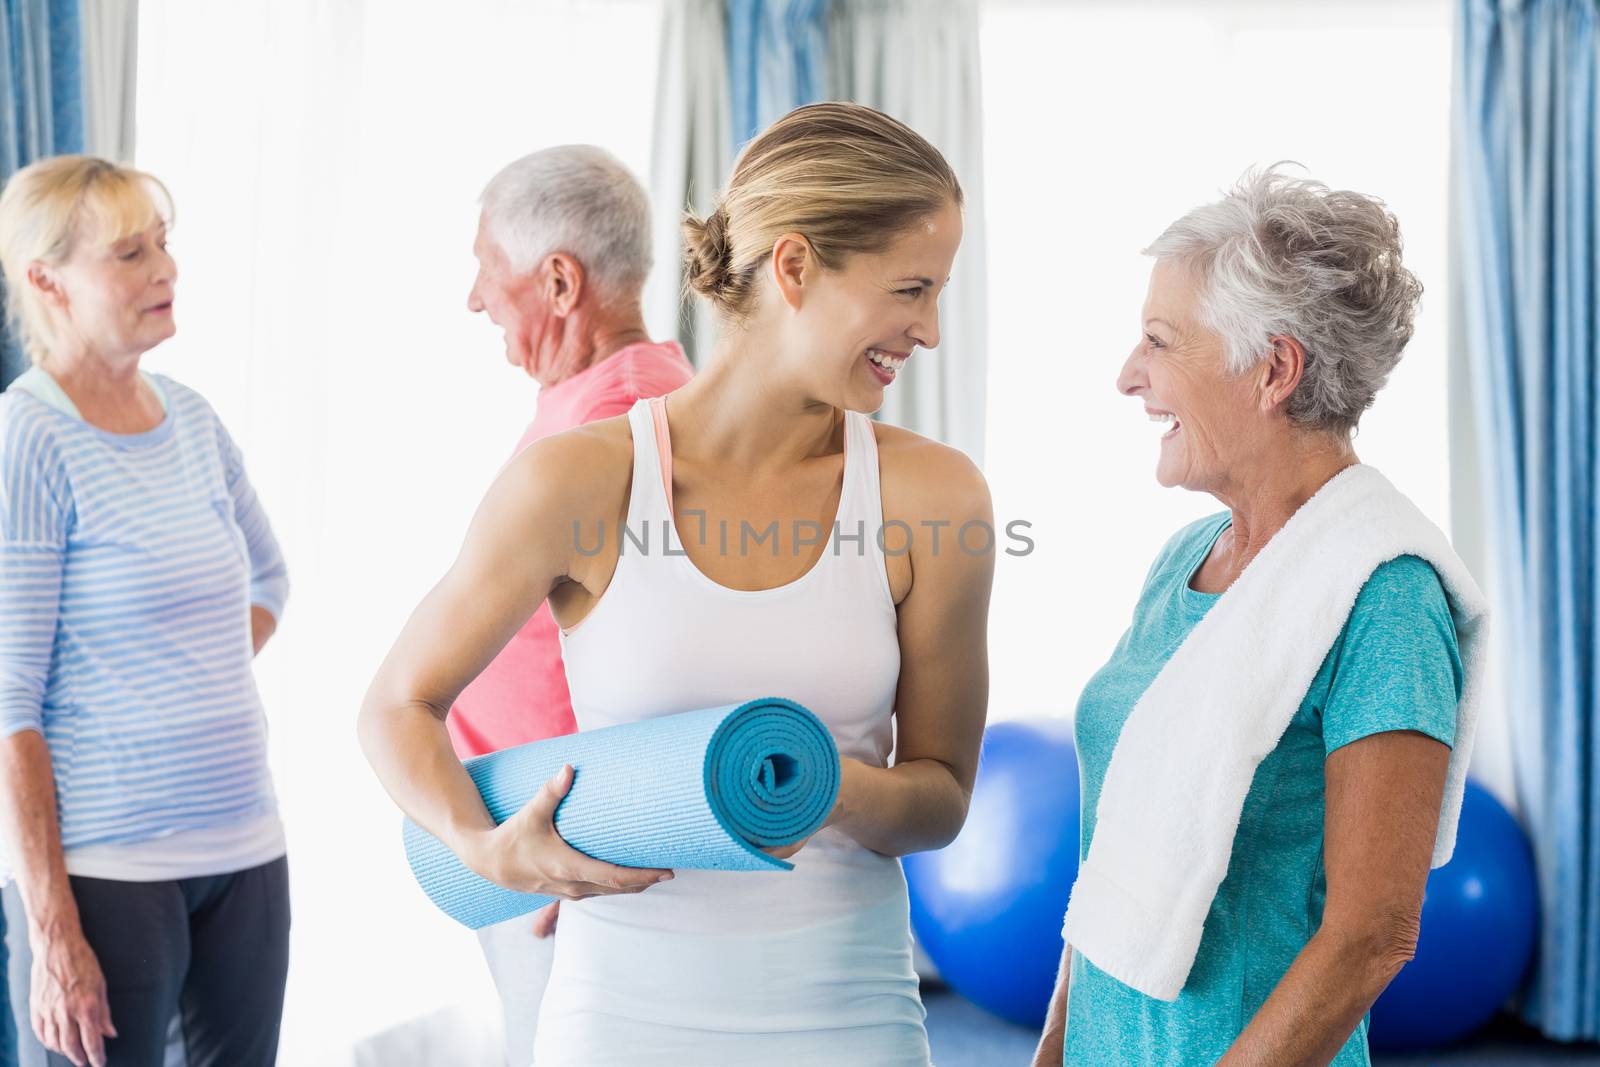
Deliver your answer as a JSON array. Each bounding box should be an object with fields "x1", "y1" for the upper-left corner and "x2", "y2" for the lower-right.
[
  {"x1": 0, "y1": 158, "x2": 289, "y2": 1067},
  {"x1": 359, "y1": 103, "x2": 993, "y2": 1065}
]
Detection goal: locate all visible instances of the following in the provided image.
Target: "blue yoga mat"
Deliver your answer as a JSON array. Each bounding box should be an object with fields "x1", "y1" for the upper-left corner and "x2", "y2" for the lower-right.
[{"x1": 404, "y1": 697, "x2": 840, "y2": 929}]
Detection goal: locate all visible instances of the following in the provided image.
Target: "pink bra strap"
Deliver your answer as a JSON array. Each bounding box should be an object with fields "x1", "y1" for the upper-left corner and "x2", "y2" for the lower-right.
[
  {"x1": 647, "y1": 397, "x2": 852, "y2": 518},
  {"x1": 648, "y1": 396, "x2": 674, "y2": 512}
]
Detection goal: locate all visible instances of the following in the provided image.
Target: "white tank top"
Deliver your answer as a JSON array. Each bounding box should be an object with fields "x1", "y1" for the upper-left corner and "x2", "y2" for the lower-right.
[
  {"x1": 559, "y1": 395, "x2": 901, "y2": 758},
  {"x1": 540, "y1": 396, "x2": 929, "y2": 1065}
]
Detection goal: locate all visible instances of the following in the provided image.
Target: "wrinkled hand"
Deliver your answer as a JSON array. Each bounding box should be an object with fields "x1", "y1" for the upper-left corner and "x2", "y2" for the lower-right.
[
  {"x1": 531, "y1": 900, "x2": 560, "y2": 938},
  {"x1": 472, "y1": 765, "x2": 672, "y2": 900},
  {"x1": 31, "y1": 927, "x2": 116, "y2": 1067}
]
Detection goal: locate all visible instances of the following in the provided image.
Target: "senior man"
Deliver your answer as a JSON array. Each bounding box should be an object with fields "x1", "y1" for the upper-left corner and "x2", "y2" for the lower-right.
[{"x1": 453, "y1": 144, "x2": 692, "y2": 1067}]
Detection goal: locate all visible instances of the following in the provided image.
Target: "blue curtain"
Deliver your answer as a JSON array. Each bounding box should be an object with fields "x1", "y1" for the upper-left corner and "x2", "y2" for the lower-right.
[
  {"x1": 1456, "y1": 0, "x2": 1599, "y2": 1041},
  {"x1": 0, "y1": 7, "x2": 81, "y2": 1057},
  {"x1": 0, "y1": 0, "x2": 84, "y2": 392},
  {"x1": 726, "y1": 0, "x2": 829, "y2": 152}
]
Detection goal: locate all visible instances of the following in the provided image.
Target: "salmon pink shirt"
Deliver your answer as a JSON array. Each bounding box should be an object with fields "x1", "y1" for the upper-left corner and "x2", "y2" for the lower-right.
[{"x1": 446, "y1": 340, "x2": 693, "y2": 757}]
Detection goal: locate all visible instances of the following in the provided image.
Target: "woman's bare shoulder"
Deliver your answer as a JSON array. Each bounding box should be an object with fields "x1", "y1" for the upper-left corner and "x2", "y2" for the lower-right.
[
  {"x1": 493, "y1": 412, "x2": 635, "y2": 517},
  {"x1": 871, "y1": 420, "x2": 990, "y2": 518}
]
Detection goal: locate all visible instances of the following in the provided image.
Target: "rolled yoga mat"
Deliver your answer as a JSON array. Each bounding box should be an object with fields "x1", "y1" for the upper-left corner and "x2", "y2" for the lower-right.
[{"x1": 404, "y1": 697, "x2": 840, "y2": 929}]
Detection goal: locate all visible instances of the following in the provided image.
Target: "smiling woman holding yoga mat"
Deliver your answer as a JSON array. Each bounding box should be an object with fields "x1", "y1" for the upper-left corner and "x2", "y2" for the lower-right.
[{"x1": 359, "y1": 102, "x2": 993, "y2": 1066}]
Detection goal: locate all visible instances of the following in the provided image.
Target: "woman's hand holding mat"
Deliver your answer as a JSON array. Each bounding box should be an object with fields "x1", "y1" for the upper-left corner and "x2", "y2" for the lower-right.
[
  {"x1": 462, "y1": 763, "x2": 672, "y2": 899},
  {"x1": 405, "y1": 698, "x2": 842, "y2": 929}
]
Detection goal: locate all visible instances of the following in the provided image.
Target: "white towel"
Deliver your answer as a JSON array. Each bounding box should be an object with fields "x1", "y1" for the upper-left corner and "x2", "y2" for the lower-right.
[{"x1": 1060, "y1": 464, "x2": 1489, "y2": 1002}]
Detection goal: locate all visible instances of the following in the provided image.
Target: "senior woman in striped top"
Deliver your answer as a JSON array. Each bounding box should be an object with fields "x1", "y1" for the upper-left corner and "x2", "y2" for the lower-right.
[{"x1": 0, "y1": 157, "x2": 289, "y2": 1067}]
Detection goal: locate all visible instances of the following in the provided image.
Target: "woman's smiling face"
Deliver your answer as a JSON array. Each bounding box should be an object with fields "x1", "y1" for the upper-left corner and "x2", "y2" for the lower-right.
[
  {"x1": 1117, "y1": 258, "x2": 1262, "y2": 493},
  {"x1": 763, "y1": 199, "x2": 962, "y2": 414}
]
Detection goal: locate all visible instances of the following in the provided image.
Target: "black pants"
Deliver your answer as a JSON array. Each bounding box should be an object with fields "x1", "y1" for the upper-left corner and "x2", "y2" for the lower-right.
[{"x1": 3, "y1": 856, "x2": 289, "y2": 1067}]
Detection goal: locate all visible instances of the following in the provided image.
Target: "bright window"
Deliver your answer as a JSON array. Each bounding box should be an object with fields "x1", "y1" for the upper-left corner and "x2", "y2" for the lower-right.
[
  {"x1": 136, "y1": 2, "x2": 662, "y2": 1057},
  {"x1": 979, "y1": 0, "x2": 1454, "y2": 724}
]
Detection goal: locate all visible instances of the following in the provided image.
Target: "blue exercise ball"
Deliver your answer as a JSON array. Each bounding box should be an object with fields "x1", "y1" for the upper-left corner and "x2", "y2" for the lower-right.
[
  {"x1": 905, "y1": 720, "x2": 1081, "y2": 1027},
  {"x1": 1368, "y1": 780, "x2": 1538, "y2": 1052}
]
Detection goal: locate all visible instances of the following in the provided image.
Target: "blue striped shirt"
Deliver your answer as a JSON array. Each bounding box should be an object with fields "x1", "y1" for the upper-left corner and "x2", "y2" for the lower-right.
[{"x1": 0, "y1": 374, "x2": 286, "y2": 850}]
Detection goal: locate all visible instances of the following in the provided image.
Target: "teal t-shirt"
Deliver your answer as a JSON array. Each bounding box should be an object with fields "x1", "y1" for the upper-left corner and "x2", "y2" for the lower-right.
[{"x1": 1063, "y1": 512, "x2": 1463, "y2": 1066}]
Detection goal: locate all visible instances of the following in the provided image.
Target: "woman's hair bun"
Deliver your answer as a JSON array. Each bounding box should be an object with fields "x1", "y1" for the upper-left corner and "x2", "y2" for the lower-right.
[{"x1": 682, "y1": 207, "x2": 732, "y2": 300}]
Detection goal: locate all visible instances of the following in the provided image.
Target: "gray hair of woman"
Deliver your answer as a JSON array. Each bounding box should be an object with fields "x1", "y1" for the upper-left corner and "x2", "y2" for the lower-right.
[{"x1": 1143, "y1": 165, "x2": 1423, "y2": 435}]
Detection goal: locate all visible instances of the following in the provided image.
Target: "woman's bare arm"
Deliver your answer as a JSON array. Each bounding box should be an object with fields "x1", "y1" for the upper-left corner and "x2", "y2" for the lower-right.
[
  {"x1": 357, "y1": 431, "x2": 668, "y2": 898},
  {"x1": 826, "y1": 442, "x2": 994, "y2": 857},
  {"x1": 1217, "y1": 730, "x2": 1448, "y2": 1066},
  {"x1": 0, "y1": 731, "x2": 116, "y2": 1067},
  {"x1": 1032, "y1": 940, "x2": 1072, "y2": 1066}
]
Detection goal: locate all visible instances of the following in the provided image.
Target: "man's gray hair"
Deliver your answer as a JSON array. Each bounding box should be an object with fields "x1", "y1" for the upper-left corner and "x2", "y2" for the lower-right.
[
  {"x1": 479, "y1": 144, "x2": 653, "y2": 301},
  {"x1": 1144, "y1": 165, "x2": 1423, "y2": 435}
]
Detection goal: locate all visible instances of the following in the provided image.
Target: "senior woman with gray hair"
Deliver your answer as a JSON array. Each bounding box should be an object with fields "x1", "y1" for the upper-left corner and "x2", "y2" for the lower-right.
[{"x1": 1032, "y1": 167, "x2": 1487, "y2": 1066}]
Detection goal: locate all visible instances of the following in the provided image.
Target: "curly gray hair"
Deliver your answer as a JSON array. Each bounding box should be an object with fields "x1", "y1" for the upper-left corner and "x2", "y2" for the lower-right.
[{"x1": 1143, "y1": 165, "x2": 1422, "y2": 435}]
